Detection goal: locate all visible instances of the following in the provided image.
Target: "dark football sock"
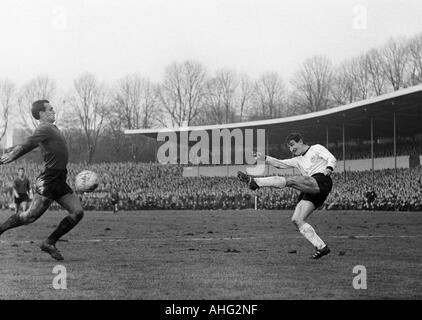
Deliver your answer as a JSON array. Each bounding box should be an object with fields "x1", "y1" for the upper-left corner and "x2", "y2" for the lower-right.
[
  {"x1": 47, "y1": 216, "x2": 78, "y2": 244},
  {"x1": 0, "y1": 214, "x2": 24, "y2": 236}
]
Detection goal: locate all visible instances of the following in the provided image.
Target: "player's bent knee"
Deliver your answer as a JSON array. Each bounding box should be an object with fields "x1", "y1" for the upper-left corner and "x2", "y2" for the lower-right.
[
  {"x1": 19, "y1": 212, "x2": 36, "y2": 225},
  {"x1": 291, "y1": 217, "x2": 304, "y2": 229},
  {"x1": 70, "y1": 209, "x2": 84, "y2": 222}
]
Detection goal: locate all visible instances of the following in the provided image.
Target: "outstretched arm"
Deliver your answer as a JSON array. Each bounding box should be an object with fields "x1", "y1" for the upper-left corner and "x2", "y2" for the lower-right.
[
  {"x1": 254, "y1": 152, "x2": 298, "y2": 169},
  {"x1": 0, "y1": 145, "x2": 35, "y2": 164},
  {"x1": 0, "y1": 126, "x2": 49, "y2": 165}
]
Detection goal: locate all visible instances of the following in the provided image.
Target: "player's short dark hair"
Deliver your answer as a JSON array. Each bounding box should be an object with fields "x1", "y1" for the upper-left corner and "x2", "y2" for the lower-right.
[
  {"x1": 18, "y1": 167, "x2": 24, "y2": 171},
  {"x1": 285, "y1": 132, "x2": 303, "y2": 144},
  {"x1": 31, "y1": 100, "x2": 49, "y2": 120}
]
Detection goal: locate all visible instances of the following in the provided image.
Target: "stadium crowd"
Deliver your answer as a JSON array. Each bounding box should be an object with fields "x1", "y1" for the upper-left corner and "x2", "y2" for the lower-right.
[
  {"x1": 329, "y1": 140, "x2": 422, "y2": 160},
  {"x1": 266, "y1": 140, "x2": 422, "y2": 161},
  {"x1": 1, "y1": 161, "x2": 421, "y2": 211}
]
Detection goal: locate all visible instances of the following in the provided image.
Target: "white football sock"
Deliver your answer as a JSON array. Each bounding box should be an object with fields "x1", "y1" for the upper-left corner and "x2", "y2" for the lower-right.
[
  {"x1": 299, "y1": 223, "x2": 326, "y2": 250},
  {"x1": 255, "y1": 176, "x2": 286, "y2": 188}
]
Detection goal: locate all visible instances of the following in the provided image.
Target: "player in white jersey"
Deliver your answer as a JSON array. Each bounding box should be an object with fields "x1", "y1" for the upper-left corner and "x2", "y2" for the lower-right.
[{"x1": 238, "y1": 132, "x2": 336, "y2": 259}]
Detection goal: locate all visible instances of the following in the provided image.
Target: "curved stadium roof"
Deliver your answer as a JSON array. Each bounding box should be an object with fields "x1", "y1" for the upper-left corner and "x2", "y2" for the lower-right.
[{"x1": 125, "y1": 84, "x2": 422, "y2": 143}]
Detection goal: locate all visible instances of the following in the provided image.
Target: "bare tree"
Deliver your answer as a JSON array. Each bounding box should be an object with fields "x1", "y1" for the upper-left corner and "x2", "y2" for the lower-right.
[
  {"x1": 108, "y1": 75, "x2": 159, "y2": 157},
  {"x1": 407, "y1": 33, "x2": 422, "y2": 86},
  {"x1": 193, "y1": 78, "x2": 224, "y2": 125},
  {"x1": 381, "y1": 37, "x2": 410, "y2": 91},
  {"x1": 250, "y1": 72, "x2": 286, "y2": 120},
  {"x1": 332, "y1": 55, "x2": 371, "y2": 106},
  {"x1": 0, "y1": 80, "x2": 15, "y2": 144},
  {"x1": 351, "y1": 55, "x2": 370, "y2": 100},
  {"x1": 56, "y1": 96, "x2": 84, "y2": 160},
  {"x1": 331, "y1": 61, "x2": 358, "y2": 105},
  {"x1": 17, "y1": 75, "x2": 56, "y2": 132},
  {"x1": 365, "y1": 48, "x2": 387, "y2": 96},
  {"x1": 104, "y1": 105, "x2": 126, "y2": 156},
  {"x1": 140, "y1": 80, "x2": 160, "y2": 129},
  {"x1": 195, "y1": 69, "x2": 239, "y2": 125},
  {"x1": 159, "y1": 60, "x2": 207, "y2": 127},
  {"x1": 114, "y1": 74, "x2": 143, "y2": 130},
  {"x1": 237, "y1": 74, "x2": 253, "y2": 122},
  {"x1": 114, "y1": 74, "x2": 159, "y2": 130},
  {"x1": 291, "y1": 56, "x2": 334, "y2": 113},
  {"x1": 215, "y1": 69, "x2": 239, "y2": 124},
  {"x1": 69, "y1": 73, "x2": 109, "y2": 163}
]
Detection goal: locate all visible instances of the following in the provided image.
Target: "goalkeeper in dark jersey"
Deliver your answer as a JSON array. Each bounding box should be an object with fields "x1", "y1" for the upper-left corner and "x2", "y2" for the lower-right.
[{"x1": 0, "y1": 100, "x2": 84, "y2": 261}]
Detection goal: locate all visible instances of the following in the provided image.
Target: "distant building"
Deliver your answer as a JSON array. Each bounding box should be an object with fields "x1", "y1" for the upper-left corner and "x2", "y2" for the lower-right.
[
  {"x1": 0, "y1": 127, "x2": 40, "y2": 162},
  {"x1": 1, "y1": 127, "x2": 30, "y2": 150}
]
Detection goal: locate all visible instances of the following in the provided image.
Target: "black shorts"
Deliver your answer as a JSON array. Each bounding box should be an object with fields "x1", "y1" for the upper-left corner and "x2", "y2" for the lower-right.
[
  {"x1": 298, "y1": 173, "x2": 333, "y2": 209},
  {"x1": 14, "y1": 193, "x2": 29, "y2": 204},
  {"x1": 35, "y1": 169, "x2": 73, "y2": 201}
]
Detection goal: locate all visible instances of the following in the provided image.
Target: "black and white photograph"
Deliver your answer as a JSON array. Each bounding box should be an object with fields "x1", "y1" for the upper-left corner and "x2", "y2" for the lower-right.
[{"x1": 0, "y1": 0, "x2": 421, "y2": 305}]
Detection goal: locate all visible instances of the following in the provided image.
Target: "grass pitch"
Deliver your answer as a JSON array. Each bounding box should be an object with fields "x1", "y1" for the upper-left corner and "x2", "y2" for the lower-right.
[{"x1": 0, "y1": 209, "x2": 421, "y2": 299}]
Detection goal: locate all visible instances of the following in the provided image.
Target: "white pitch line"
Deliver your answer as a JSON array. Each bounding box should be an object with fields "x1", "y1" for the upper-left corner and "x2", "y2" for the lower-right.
[
  {"x1": 1, "y1": 234, "x2": 421, "y2": 244},
  {"x1": 330, "y1": 235, "x2": 421, "y2": 238},
  {"x1": 190, "y1": 237, "x2": 244, "y2": 241},
  {"x1": 0, "y1": 237, "x2": 245, "y2": 244}
]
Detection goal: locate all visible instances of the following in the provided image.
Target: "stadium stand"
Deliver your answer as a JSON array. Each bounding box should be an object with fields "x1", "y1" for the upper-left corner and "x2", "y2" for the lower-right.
[
  {"x1": 1, "y1": 87, "x2": 421, "y2": 212},
  {"x1": 1, "y1": 161, "x2": 421, "y2": 211}
]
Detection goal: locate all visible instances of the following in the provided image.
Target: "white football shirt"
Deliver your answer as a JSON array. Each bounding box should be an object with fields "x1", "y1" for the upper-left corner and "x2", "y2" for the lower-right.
[{"x1": 265, "y1": 144, "x2": 337, "y2": 177}]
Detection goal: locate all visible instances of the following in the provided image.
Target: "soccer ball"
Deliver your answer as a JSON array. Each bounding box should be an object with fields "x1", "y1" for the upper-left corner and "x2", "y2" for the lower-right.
[{"x1": 75, "y1": 170, "x2": 99, "y2": 192}]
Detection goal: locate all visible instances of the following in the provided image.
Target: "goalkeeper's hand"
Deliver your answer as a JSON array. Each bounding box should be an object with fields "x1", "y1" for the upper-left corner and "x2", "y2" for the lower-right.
[
  {"x1": 0, "y1": 154, "x2": 9, "y2": 165},
  {"x1": 0, "y1": 147, "x2": 19, "y2": 164}
]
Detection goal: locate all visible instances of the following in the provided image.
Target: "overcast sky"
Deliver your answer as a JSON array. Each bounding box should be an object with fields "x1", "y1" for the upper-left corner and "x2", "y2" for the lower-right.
[{"x1": 0, "y1": 0, "x2": 421, "y2": 88}]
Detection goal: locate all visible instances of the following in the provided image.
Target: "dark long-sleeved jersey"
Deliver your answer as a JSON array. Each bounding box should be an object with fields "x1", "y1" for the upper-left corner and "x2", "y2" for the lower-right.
[{"x1": 16, "y1": 122, "x2": 68, "y2": 170}]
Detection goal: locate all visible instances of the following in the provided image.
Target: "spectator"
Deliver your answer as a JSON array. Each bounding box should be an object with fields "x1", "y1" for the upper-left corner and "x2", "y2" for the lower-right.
[{"x1": 1, "y1": 160, "x2": 421, "y2": 211}]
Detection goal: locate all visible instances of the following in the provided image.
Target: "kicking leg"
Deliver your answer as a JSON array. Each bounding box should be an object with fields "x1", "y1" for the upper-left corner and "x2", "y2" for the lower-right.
[
  {"x1": 291, "y1": 200, "x2": 330, "y2": 259},
  {"x1": 0, "y1": 194, "x2": 52, "y2": 236},
  {"x1": 238, "y1": 171, "x2": 320, "y2": 194},
  {"x1": 286, "y1": 176, "x2": 320, "y2": 194},
  {"x1": 238, "y1": 171, "x2": 286, "y2": 190},
  {"x1": 255, "y1": 176, "x2": 287, "y2": 188},
  {"x1": 255, "y1": 175, "x2": 320, "y2": 193}
]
